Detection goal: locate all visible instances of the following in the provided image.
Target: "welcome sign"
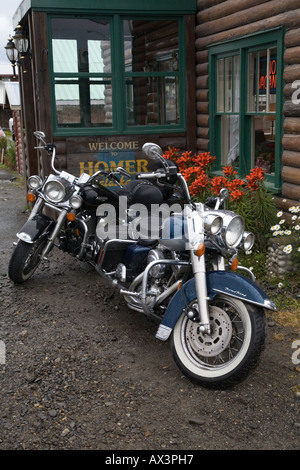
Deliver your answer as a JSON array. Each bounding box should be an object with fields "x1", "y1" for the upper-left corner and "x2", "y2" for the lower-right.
[{"x1": 79, "y1": 139, "x2": 149, "y2": 189}]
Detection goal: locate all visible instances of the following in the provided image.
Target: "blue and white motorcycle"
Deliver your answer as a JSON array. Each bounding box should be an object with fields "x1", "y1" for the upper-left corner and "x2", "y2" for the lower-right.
[{"x1": 8, "y1": 132, "x2": 276, "y2": 389}]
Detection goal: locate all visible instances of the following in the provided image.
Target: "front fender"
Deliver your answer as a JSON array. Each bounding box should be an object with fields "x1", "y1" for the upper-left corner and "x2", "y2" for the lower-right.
[
  {"x1": 155, "y1": 271, "x2": 276, "y2": 341},
  {"x1": 17, "y1": 214, "x2": 55, "y2": 243}
]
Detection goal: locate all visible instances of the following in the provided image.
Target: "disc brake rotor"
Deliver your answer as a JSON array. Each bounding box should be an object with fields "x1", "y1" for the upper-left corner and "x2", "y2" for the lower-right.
[{"x1": 187, "y1": 306, "x2": 233, "y2": 357}]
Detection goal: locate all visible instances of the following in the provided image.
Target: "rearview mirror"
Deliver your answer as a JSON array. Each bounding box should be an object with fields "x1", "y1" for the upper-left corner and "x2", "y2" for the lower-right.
[
  {"x1": 142, "y1": 143, "x2": 163, "y2": 160},
  {"x1": 34, "y1": 131, "x2": 46, "y2": 144}
]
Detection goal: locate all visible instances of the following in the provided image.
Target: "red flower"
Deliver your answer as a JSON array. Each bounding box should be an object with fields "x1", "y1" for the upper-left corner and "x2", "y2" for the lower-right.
[
  {"x1": 226, "y1": 178, "x2": 245, "y2": 191},
  {"x1": 246, "y1": 167, "x2": 265, "y2": 190},
  {"x1": 189, "y1": 171, "x2": 209, "y2": 196},
  {"x1": 193, "y1": 152, "x2": 216, "y2": 169},
  {"x1": 163, "y1": 147, "x2": 180, "y2": 160},
  {"x1": 230, "y1": 189, "x2": 245, "y2": 201},
  {"x1": 222, "y1": 165, "x2": 237, "y2": 177},
  {"x1": 210, "y1": 176, "x2": 228, "y2": 195}
]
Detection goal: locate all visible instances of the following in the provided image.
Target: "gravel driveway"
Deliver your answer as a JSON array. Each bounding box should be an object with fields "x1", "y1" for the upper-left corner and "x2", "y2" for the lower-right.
[{"x1": 0, "y1": 174, "x2": 299, "y2": 451}]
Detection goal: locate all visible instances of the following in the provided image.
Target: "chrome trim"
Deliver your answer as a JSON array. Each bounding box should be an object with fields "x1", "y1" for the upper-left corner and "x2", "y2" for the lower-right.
[
  {"x1": 212, "y1": 288, "x2": 276, "y2": 310},
  {"x1": 41, "y1": 209, "x2": 67, "y2": 258},
  {"x1": 236, "y1": 265, "x2": 256, "y2": 281},
  {"x1": 141, "y1": 259, "x2": 189, "y2": 315},
  {"x1": 17, "y1": 232, "x2": 33, "y2": 243},
  {"x1": 155, "y1": 325, "x2": 172, "y2": 341}
]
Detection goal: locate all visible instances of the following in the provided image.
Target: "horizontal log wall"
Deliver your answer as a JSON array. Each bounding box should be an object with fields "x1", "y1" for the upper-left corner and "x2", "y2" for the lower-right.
[
  {"x1": 281, "y1": 25, "x2": 300, "y2": 207},
  {"x1": 196, "y1": 0, "x2": 300, "y2": 208}
]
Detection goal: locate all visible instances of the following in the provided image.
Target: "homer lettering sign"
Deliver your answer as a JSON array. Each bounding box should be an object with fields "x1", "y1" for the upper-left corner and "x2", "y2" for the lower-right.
[{"x1": 79, "y1": 139, "x2": 149, "y2": 188}]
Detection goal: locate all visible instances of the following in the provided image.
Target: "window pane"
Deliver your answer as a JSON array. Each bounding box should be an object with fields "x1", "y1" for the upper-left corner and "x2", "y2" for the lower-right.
[
  {"x1": 55, "y1": 81, "x2": 80, "y2": 125},
  {"x1": 233, "y1": 55, "x2": 240, "y2": 112},
  {"x1": 124, "y1": 20, "x2": 179, "y2": 73},
  {"x1": 224, "y1": 57, "x2": 232, "y2": 112},
  {"x1": 51, "y1": 18, "x2": 112, "y2": 128},
  {"x1": 221, "y1": 115, "x2": 240, "y2": 168},
  {"x1": 55, "y1": 78, "x2": 113, "y2": 127},
  {"x1": 247, "y1": 47, "x2": 277, "y2": 174},
  {"x1": 88, "y1": 40, "x2": 111, "y2": 74},
  {"x1": 248, "y1": 47, "x2": 277, "y2": 113},
  {"x1": 126, "y1": 76, "x2": 179, "y2": 126},
  {"x1": 253, "y1": 116, "x2": 275, "y2": 173},
  {"x1": 52, "y1": 40, "x2": 78, "y2": 73},
  {"x1": 51, "y1": 18, "x2": 111, "y2": 73},
  {"x1": 217, "y1": 58, "x2": 224, "y2": 112},
  {"x1": 90, "y1": 80, "x2": 113, "y2": 125},
  {"x1": 248, "y1": 52, "x2": 257, "y2": 112}
]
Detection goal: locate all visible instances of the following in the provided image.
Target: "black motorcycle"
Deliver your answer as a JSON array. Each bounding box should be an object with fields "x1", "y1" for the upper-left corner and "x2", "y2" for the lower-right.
[{"x1": 8, "y1": 131, "x2": 276, "y2": 389}]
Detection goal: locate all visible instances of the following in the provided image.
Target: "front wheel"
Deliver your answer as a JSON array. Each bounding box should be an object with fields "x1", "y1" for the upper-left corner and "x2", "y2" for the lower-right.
[
  {"x1": 171, "y1": 295, "x2": 266, "y2": 389},
  {"x1": 8, "y1": 239, "x2": 47, "y2": 283}
]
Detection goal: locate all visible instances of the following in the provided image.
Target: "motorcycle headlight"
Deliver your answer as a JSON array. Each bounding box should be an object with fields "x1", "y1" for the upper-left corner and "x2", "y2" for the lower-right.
[
  {"x1": 44, "y1": 178, "x2": 69, "y2": 203},
  {"x1": 242, "y1": 231, "x2": 255, "y2": 251},
  {"x1": 203, "y1": 212, "x2": 223, "y2": 235},
  {"x1": 70, "y1": 194, "x2": 83, "y2": 209},
  {"x1": 27, "y1": 175, "x2": 43, "y2": 190},
  {"x1": 221, "y1": 212, "x2": 245, "y2": 248}
]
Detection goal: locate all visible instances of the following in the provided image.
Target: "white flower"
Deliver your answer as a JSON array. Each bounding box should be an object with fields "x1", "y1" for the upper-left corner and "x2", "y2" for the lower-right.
[
  {"x1": 277, "y1": 211, "x2": 283, "y2": 217},
  {"x1": 284, "y1": 230, "x2": 291, "y2": 235},
  {"x1": 271, "y1": 225, "x2": 280, "y2": 231},
  {"x1": 283, "y1": 244, "x2": 293, "y2": 254},
  {"x1": 292, "y1": 215, "x2": 297, "y2": 221},
  {"x1": 295, "y1": 225, "x2": 300, "y2": 231},
  {"x1": 273, "y1": 231, "x2": 279, "y2": 236},
  {"x1": 279, "y1": 219, "x2": 285, "y2": 225}
]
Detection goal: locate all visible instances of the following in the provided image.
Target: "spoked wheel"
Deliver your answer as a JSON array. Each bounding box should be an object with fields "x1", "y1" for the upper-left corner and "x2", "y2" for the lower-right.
[
  {"x1": 8, "y1": 239, "x2": 47, "y2": 283},
  {"x1": 171, "y1": 295, "x2": 266, "y2": 389}
]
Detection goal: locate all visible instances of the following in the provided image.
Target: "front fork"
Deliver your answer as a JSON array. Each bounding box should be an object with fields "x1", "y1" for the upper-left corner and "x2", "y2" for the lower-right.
[
  {"x1": 186, "y1": 204, "x2": 211, "y2": 335},
  {"x1": 41, "y1": 209, "x2": 67, "y2": 258},
  {"x1": 189, "y1": 249, "x2": 211, "y2": 334},
  {"x1": 26, "y1": 196, "x2": 68, "y2": 259}
]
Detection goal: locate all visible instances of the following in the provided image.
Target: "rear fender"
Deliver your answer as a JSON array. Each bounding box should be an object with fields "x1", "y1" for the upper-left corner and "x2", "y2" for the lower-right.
[
  {"x1": 17, "y1": 214, "x2": 55, "y2": 243},
  {"x1": 155, "y1": 271, "x2": 276, "y2": 341}
]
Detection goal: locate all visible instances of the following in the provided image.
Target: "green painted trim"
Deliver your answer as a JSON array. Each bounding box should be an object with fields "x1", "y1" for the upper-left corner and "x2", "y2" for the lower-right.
[
  {"x1": 14, "y1": 0, "x2": 196, "y2": 25},
  {"x1": 207, "y1": 27, "x2": 284, "y2": 52}
]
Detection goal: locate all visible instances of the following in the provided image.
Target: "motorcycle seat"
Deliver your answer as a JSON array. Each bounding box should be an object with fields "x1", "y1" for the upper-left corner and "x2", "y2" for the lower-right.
[{"x1": 119, "y1": 179, "x2": 164, "y2": 209}]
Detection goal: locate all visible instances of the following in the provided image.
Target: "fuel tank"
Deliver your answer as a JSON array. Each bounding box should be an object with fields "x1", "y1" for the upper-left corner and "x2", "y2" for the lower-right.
[{"x1": 81, "y1": 184, "x2": 119, "y2": 210}]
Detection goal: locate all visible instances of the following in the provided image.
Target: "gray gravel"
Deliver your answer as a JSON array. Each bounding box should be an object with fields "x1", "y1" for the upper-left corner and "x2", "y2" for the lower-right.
[{"x1": 0, "y1": 176, "x2": 300, "y2": 451}]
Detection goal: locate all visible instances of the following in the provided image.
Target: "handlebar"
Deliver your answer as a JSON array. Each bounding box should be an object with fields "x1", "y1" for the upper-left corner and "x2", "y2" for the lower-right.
[
  {"x1": 137, "y1": 172, "x2": 167, "y2": 179},
  {"x1": 32, "y1": 132, "x2": 212, "y2": 206}
]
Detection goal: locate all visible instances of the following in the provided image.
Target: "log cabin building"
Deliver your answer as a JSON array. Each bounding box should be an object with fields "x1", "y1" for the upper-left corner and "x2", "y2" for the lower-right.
[{"x1": 8, "y1": 0, "x2": 300, "y2": 211}]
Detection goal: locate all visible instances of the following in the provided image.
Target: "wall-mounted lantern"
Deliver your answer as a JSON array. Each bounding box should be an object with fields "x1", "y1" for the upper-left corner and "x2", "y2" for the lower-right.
[{"x1": 4, "y1": 24, "x2": 30, "y2": 75}]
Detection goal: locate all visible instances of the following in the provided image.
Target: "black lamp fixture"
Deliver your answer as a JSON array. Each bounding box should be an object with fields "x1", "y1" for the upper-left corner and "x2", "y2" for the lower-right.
[
  {"x1": 13, "y1": 24, "x2": 29, "y2": 58},
  {"x1": 5, "y1": 24, "x2": 30, "y2": 75}
]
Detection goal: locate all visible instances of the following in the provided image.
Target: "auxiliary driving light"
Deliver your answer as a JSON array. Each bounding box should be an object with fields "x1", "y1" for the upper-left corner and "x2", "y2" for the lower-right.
[{"x1": 27, "y1": 175, "x2": 43, "y2": 190}]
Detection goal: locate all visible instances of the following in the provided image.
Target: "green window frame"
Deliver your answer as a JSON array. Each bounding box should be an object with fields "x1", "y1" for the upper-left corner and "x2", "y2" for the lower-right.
[
  {"x1": 209, "y1": 28, "x2": 284, "y2": 192},
  {"x1": 47, "y1": 14, "x2": 187, "y2": 137}
]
